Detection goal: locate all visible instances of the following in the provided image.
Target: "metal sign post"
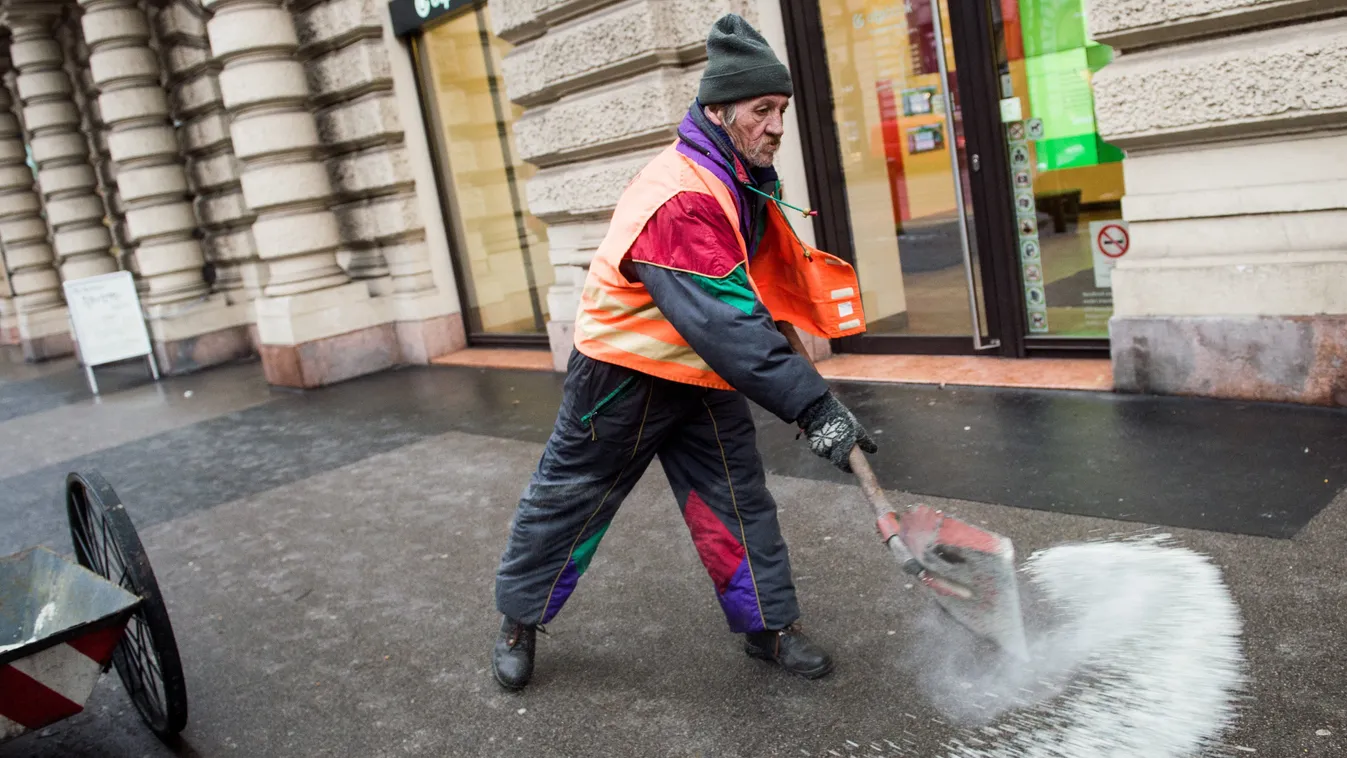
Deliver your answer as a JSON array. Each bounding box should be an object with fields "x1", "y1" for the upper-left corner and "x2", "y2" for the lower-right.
[{"x1": 62, "y1": 271, "x2": 160, "y2": 396}]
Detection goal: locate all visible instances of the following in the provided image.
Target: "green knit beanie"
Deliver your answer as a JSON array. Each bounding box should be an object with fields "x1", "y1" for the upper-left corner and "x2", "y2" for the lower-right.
[{"x1": 698, "y1": 14, "x2": 793, "y2": 106}]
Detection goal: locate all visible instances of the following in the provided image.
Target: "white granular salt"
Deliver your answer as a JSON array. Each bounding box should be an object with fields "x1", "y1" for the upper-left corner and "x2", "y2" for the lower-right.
[{"x1": 931, "y1": 537, "x2": 1246, "y2": 758}]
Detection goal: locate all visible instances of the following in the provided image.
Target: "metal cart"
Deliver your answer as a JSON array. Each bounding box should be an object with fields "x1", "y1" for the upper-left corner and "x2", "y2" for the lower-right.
[{"x1": 1, "y1": 471, "x2": 188, "y2": 745}]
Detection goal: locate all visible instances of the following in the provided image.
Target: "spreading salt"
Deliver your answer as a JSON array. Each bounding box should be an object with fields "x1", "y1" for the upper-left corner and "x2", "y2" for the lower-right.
[{"x1": 916, "y1": 536, "x2": 1246, "y2": 758}]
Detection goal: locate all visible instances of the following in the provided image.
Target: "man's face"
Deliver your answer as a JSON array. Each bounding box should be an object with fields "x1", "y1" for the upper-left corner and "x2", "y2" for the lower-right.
[{"x1": 711, "y1": 94, "x2": 790, "y2": 168}]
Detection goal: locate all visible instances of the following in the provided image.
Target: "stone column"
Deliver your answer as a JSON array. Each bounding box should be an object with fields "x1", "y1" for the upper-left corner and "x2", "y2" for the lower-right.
[
  {"x1": 204, "y1": 0, "x2": 396, "y2": 387},
  {"x1": 78, "y1": 0, "x2": 252, "y2": 374},
  {"x1": 0, "y1": 115, "x2": 15, "y2": 345},
  {"x1": 1090, "y1": 2, "x2": 1347, "y2": 407},
  {"x1": 151, "y1": 0, "x2": 263, "y2": 309},
  {"x1": 0, "y1": 264, "x2": 14, "y2": 346},
  {"x1": 0, "y1": 276, "x2": 14, "y2": 346},
  {"x1": 0, "y1": 65, "x2": 21, "y2": 349},
  {"x1": 292, "y1": 0, "x2": 390, "y2": 286},
  {"x1": 294, "y1": 0, "x2": 463, "y2": 363},
  {"x1": 0, "y1": 52, "x2": 71, "y2": 360},
  {"x1": 9, "y1": 9, "x2": 118, "y2": 286},
  {"x1": 59, "y1": 5, "x2": 130, "y2": 269}
]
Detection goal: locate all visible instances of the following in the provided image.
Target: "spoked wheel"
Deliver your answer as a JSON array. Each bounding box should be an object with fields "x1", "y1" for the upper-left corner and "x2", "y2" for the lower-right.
[{"x1": 67, "y1": 470, "x2": 188, "y2": 742}]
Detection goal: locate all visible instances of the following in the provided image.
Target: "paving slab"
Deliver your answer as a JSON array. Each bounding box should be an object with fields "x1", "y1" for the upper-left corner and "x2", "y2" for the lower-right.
[{"x1": 0, "y1": 361, "x2": 274, "y2": 480}]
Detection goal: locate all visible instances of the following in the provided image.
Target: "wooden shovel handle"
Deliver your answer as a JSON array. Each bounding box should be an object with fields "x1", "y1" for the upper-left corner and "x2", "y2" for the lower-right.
[
  {"x1": 777, "y1": 322, "x2": 923, "y2": 574},
  {"x1": 775, "y1": 322, "x2": 893, "y2": 522}
]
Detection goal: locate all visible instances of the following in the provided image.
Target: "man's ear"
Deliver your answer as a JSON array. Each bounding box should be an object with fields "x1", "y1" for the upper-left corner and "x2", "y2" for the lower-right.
[{"x1": 703, "y1": 106, "x2": 723, "y2": 127}]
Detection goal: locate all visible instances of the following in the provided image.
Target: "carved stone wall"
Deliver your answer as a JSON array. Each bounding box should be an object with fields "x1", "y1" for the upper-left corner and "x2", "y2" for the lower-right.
[
  {"x1": 57, "y1": 8, "x2": 128, "y2": 268},
  {"x1": 294, "y1": 0, "x2": 405, "y2": 290},
  {"x1": 151, "y1": 0, "x2": 261, "y2": 307},
  {"x1": 10, "y1": 10, "x2": 117, "y2": 285},
  {"x1": 487, "y1": 0, "x2": 755, "y2": 366},
  {"x1": 1090, "y1": 0, "x2": 1347, "y2": 406},
  {"x1": 203, "y1": 0, "x2": 395, "y2": 387},
  {"x1": 79, "y1": 0, "x2": 210, "y2": 305},
  {"x1": 0, "y1": 52, "x2": 68, "y2": 358}
]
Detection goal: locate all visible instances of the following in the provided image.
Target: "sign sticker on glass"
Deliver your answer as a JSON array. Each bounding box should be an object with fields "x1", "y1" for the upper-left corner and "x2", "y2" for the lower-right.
[
  {"x1": 1029, "y1": 310, "x2": 1050, "y2": 333},
  {"x1": 1089, "y1": 220, "x2": 1131, "y2": 288},
  {"x1": 907, "y1": 125, "x2": 944, "y2": 154},
  {"x1": 1014, "y1": 190, "x2": 1035, "y2": 214}
]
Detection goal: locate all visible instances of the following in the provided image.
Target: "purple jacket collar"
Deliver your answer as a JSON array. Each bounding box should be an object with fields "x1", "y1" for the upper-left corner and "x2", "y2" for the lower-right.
[{"x1": 674, "y1": 104, "x2": 779, "y2": 253}]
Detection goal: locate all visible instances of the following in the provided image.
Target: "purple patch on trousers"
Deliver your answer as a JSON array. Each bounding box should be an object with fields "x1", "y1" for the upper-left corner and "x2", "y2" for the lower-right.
[
  {"x1": 716, "y1": 558, "x2": 765, "y2": 633},
  {"x1": 542, "y1": 560, "x2": 579, "y2": 623}
]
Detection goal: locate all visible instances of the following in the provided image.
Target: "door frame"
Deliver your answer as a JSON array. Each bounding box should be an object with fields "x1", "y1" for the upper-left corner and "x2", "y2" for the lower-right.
[
  {"x1": 399, "y1": 0, "x2": 552, "y2": 348},
  {"x1": 780, "y1": 0, "x2": 1109, "y2": 359}
]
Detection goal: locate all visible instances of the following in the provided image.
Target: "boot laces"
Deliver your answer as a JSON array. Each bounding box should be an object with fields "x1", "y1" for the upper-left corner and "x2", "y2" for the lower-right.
[
  {"x1": 761, "y1": 623, "x2": 805, "y2": 657},
  {"x1": 507, "y1": 622, "x2": 546, "y2": 648}
]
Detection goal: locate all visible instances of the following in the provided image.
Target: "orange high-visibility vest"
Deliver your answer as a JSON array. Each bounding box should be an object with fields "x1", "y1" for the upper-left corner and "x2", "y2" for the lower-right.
[{"x1": 573, "y1": 143, "x2": 866, "y2": 389}]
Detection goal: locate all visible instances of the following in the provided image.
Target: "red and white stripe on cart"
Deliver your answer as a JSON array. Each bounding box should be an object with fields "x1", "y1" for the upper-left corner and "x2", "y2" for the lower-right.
[{"x1": 0, "y1": 623, "x2": 126, "y2": 740}]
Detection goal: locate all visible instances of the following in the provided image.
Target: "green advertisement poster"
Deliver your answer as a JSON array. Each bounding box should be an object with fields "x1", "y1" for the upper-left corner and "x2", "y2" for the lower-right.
[
  {"x1": 1017, "y1": 0, "x2": 1085, "y2": 58},
  {"x1": 1017, "y1": 0, "x2": 1121, "y2": 171}
]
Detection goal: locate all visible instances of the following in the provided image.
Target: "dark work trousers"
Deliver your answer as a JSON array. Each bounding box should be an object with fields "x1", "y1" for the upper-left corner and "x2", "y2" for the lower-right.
[{"x1": 494, "y1": 350, "x2": 800, "y2": 633}]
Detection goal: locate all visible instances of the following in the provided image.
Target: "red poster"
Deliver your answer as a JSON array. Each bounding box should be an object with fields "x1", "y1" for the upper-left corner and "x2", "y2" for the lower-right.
[
  {"x1": 1001, "y1": 0, "x2": 1024, "y2": 61},
  {"x1": 906, "y1": 0, "x2": 937, "y2": 76},
  {"x1": 875, "y1": 80, "x2": 910, "y2": 224}
]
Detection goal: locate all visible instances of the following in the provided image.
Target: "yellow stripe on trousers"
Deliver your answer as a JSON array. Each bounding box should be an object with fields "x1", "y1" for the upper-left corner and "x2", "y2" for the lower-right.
[
  {"x1": 538, "y1": 384, "x2": 655, "y2": 623},
  {"x1": 702, "y1": 398, "x2": 768, "y2": 631}
]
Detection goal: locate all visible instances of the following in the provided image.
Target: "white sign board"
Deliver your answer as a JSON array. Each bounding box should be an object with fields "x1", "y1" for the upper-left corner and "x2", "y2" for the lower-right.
[
  {"x1": 63, "y1": 271, "x2": 153, "y2": 367},
  {"x1": 1089, "y1": 220, "x2": 1131, "y2": 289}
]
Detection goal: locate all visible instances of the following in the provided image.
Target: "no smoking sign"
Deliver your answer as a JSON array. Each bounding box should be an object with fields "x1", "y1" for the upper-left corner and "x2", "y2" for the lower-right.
[
  {"x1": 1096, "y1": 223, "x2": 1129, "y2": 258},
  {"x1": 1089, "y1": 220, "x2": 1131, "y2": 289}
]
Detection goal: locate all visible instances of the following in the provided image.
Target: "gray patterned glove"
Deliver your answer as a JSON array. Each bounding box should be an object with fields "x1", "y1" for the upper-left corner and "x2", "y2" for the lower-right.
[{"x1": 796, "y1": 393, "x2": 877, "y2": 473}]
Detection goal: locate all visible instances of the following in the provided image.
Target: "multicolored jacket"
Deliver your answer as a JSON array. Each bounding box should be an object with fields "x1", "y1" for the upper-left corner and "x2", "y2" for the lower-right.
[{"x1": 573, "y1": 103, "x2": 866, "y2": 423}]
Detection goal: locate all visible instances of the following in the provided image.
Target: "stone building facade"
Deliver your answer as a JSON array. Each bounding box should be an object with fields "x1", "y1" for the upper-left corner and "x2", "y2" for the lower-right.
[
  {"x1": 0, "y1": 0, "x2": 463, "y2": 387},
  {"x1": 1090, "y1": 0, "x2": 1347, "y2": 406},
  {"x1": 484, "y1": 0, "x2": 823, "y2": 365},
  {"x1": 0, "y1": 0, "x2": 1342, "y2": 406}
]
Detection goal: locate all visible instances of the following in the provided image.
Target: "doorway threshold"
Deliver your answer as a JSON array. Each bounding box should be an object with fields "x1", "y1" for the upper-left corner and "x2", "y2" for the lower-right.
[
  {"x1": 431, "y1": 348, "x2": 554, "y2": 372},
  {"x1": 432, "y1": 348, "x2": 1112, "y2": 392},
  {"x1": 816, "y1": 354, "x2": 1112, "y2": 392}
]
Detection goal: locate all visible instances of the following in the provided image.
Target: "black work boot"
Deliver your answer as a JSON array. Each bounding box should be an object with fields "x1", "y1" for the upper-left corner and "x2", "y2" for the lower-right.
[
  {"x1": 744, "y1": 623, "x2": 834, "y2": 679},
  {"x1": 492, "y1": 616, "x2": 537, "y2": 691}
]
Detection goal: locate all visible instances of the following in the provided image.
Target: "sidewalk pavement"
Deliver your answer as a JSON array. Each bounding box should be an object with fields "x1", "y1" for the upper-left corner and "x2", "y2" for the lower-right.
[{"x1": 1, "y1": 350, "x2": 1344, "y2": 757}]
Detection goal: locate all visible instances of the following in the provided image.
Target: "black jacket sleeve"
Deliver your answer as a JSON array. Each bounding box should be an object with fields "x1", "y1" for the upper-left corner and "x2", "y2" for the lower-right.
[{"x1": 634, "y1": 262, "x2": 829, "y2": 423}]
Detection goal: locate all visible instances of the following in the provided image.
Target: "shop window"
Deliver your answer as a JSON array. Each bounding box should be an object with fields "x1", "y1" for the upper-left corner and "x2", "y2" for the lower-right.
[
  {"x1": 417, "y1": 5, "x2": 551, "y2": 339},
  {"x1": 810, "y1": 0, "x2": 1125, "y2": 344},
  {"x1": 818, "y1": 0, "x2": 986, "y2": 337},
  {"x1": 998, "y1": 0, "x2": 1126, "y2": 338}
]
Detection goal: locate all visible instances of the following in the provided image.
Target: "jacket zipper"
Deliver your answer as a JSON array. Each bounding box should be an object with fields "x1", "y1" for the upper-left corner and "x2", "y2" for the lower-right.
[{"x1": 580, "y1": 377, "x2": 636, "y2": 440}]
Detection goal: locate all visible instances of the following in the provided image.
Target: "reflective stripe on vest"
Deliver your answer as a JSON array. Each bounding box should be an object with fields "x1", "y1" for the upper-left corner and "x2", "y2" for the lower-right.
[{"x1": 574, "y1": 142, "x2": 866, "y2": 389}]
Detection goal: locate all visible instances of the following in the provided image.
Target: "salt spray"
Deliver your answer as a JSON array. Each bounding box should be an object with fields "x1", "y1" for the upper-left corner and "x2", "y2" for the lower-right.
[{"x1": 907, "y1": 536, "x2": 1245, "y2": 757}]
